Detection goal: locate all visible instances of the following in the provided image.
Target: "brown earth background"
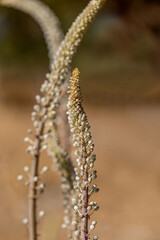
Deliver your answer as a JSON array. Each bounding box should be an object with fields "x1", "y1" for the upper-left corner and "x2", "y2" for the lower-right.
[{"x1": 0, "y1": 0, "x2": 160, "y2": 239}]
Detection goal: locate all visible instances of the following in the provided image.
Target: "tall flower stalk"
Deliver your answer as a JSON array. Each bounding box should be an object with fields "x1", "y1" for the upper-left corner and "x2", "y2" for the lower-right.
[
  {"x1": 67, "y1": 68, "x2": 99, "y2": 240},
  {"x1": 26, "y1": 0, "x2": 106, "y2": 238}
]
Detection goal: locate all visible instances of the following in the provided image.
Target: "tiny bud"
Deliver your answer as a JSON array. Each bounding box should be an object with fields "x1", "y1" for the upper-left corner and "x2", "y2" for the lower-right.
[
  {"x1": 33, "y1": 176, "x2": 38, "y2": 182},
  {"x1": 27, "y1": 129, "x2": 32, "y2": 134},
  {"x1": 75, "y1": 230, "x2": 80, "y2": 236},
  {"x1": 24, "y1": 166, "x2": 29, "y2": 172},
  {"x1": 75, "y1": 176, "x2": 80, "y2": 181},
  {"x1": 41, "y1": 166, "x2": 49, "y2": 173},
  {"x1": 42, "y1": 145, "x2": 47, "y2": 150},
  {"x1": 92, "y1": 221, "x2": 97, "y2": 225},
  {"x1": 61, "y1": 224, "x2": 66, "y2": 229},
  {"x1": 72, "y1": 221, "x2": 77, "y2": 226},
  {"x1": 90, "y1": 225, "x2": 95, "y2": 230},
  {"x1": 87, "y1": 206, "x2": 91, "y2": 211},
  {"x1": 22, "y1": 218, "x2": 28, "y2": 224},
  {"x1": 39, "y1": 183, "x2": 45, "y2": 189},
  {"x1": 27, "y1": 146, "x2": 33, "y2": 153},
  {"x1": 74, "y1": 205, "x2": 78, "y2": 211},
  {"x1": 39, "y1": 210, "x2": 45, "y2": 217},
  {"x1": 94, "y1": 206, "x2": 99, "y2": 211},
  {"x1": 72, "y1": 198, "x2": 76, "y2": 204},
  {"x1": 24, "y1": 137, "x2": 29, "y2": 142},
  {"x1": 95, "y1": 188, "x2": 99, "y2": 193},
  {"x1": 93, "y1": 236, "x2": 98, "y2": 240},
  {"x1": 17, "y1": 175, "x2": 23, "y2": 181}
]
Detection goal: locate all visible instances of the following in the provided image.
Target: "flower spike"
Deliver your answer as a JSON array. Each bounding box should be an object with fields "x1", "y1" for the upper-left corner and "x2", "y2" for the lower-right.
[{"x1": 67, "y1": 68, "x2": 99, "y2": 240}]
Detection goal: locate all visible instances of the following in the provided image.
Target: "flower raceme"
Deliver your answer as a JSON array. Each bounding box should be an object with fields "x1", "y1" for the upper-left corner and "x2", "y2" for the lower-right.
[{"x1": 67, "y1": 68, "x2": 99, "y2": 240}]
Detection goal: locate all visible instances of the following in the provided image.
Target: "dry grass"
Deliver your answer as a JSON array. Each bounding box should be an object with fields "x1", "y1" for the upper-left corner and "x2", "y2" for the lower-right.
[{"x1": 0, "y1": 103, "x2": 160, "y2": 239}]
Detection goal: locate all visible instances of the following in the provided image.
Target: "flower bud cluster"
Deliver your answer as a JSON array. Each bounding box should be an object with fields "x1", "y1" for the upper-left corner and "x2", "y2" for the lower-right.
[
  {"x1": 0, "y1": 0, "x2": 63, "y2": 64},
  {"x1": 17, "y1": 164, "x2": 48, "y2": 194},
  {"x1": 47, "y1": 129, "x2": 76, "y2": 234},
  {"x1": 67, "y1": 68, "x2": 99, "y2": 239}
]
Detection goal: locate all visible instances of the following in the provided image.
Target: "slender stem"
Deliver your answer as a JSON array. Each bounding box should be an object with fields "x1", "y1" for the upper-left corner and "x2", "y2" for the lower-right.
[
  {"x1": 28, "y1": 113, "x2": 46, "y2": 240},
  {"x1": 81, "y1": 143, "x2": 89, "y2": 240},
  {"x1": 60, "y1": 95, "x2": 70, "y2": 152}
]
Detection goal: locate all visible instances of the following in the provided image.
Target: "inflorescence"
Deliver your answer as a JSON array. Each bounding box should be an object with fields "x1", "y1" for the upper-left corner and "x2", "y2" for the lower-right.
[{"x1": 67, "y1": 68, "x2": 99, "y2": 240}]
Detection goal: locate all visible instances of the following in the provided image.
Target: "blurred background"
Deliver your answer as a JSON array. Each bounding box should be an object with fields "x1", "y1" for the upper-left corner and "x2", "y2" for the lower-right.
[{"x1": 0, "y1": 0, "x2": 160, "y2": 239}]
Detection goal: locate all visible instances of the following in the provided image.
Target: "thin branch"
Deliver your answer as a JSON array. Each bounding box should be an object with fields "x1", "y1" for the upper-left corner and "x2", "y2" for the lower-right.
[
  {"x1": 81, "y1": 143, "x2": 89, "y2": 240},
  {"x1": 28, "y1": 110, "x2": 46, "y2": 240}
]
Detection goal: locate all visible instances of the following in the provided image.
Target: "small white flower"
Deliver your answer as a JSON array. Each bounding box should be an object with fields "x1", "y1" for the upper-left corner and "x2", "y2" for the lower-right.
[
  {"x1": 17, "y1": 175, "x2": 23, "y2": 181},
  {"x1": 48, "y1": 122, "x2": 54, "y2": 127},
  {"x1": 33, "y1": 121, "x2": 39, "y2": 128},
  {"x1": 87, "y1": 206, "x2": 91, "y2": 211},
  {"x1": 27, "y1": 129, "x2": 32, "y2": 134},
  {"x1": 43, "y1": 134, "x2": 48, "y2": 139},
  {"x1": 39, "y1": 183, "x2": 45, "y2": 189},
  {"x1": 90, "y1": 163, "x2": 94, "y2": 168},
  {"x1": 41, "y1": 166, "x2": 49, "y2": 173},
  {"x1": 92, "y1": 221, "x2": 97, "y2": 225},
  {"x1": 75, "y1": 230, "x2": 80, "y2": 236},
  {"x1": 22, "y1": 218, "x2": 28, "y2": 224},
  {"x1": 39, "y1": 210, "x2": 45, "y2": 217},
  {"x1": 72, "y1": 198, "x2": 76, "y2": 204},
  {"x1": 61, "y1": 224, "x2": 66, "y2": 229},
  {"x1": 35, "y1": 95, "x2": 41, "y2": 103},
  {"x1": 42, "y1": 145, "x2": 47, "y2": 150},
  {"x1": 33, "y1": 105, "x2": 40, "y2": 112},
  {"x1": 31, "y1": 112, "x2": 36, "y2": 117},
  {"x1": 74, "y1": 205, "x2": 78, "y2": 211},
  {"x1": 27, "y1": 146, "x2": 33, "y2": 152},
  {"x1": 72, "y1": 221, "x2": 77, "y2": 226},
  {"x1": 75, "y1": 176, "x2": 80, "y2": 181},
  {"x1": 33, "y1": 176, "x2": 38, "y2": 182},
  {"x1": 93, "y1": 236, "x2": 98, "y2": 240},
  {"x1": 90, "y1": 224, "x2": 95, "y2": 230},
  {"x1": 24, "y1": 137, "x2": 29, "y2": 143},
  {"x1": 24, "y1": 166, "x2": 29, "y2": 172}
]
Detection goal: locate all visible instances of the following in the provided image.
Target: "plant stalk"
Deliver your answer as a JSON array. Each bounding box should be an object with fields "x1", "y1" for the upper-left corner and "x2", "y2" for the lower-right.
[
  {"x1": 28, "y1": 115, "x2": 46, "y2": 240},
  {"x1": 81, "y1": 144, "x2": 89, "y2": 240}
]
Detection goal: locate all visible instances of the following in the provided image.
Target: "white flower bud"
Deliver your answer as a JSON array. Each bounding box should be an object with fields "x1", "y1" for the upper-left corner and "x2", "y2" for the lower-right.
[
  {"x1": 27, "y1": 129, "x2": 32, "y2": 134},
  {"x1": 24, "y1": 137, "x2": 29, "y2": 142},
  {"x1": 42, "y1": 145, "x2": 47, "y2": 150},
  {"x1": 24, "y1": 166, "x2": 29, "y2": 172},
  {"x1": 92, "y1": 221, "x2": 97, "y2": 225},
  {"x1": 39, "y1": 210, "x2": 45, "y2": 217},
  {"x1": 74, "y1": 205, "x2": 78, "y2": 211},
  {"x1": 61, "y1": 224, "x2": 66, "y2": 229},
  {"x1": 33, "y1": 176, "x2": 38, "y2": 182},
  {"x1": 75, "y1": 176, "x2": 80, "y2": 181},
  {"x1": 22, "y1": 218, "x2": 28, "y2": 224},
  {"x1": 39, "y1": 183, "x2": 45, "y2": 189},
  {"x1": 90, "y1": 224, "x2": 95, "y2": 230},
  {"x1": 41, "y1": 166, "x2": 49, "y2": 173},
  {"x1": 72, "y1": 221, "x2": 77, "y2": 226},
  {"x1": 72, "y1": 198, "x2": 76, "y2": 204},
  {"x1": 75, "y1": 230, "x2": 80, "y2": 236},
  {"x1": 17, "y1": 175, "x2": 23, "y2": 181},
  {"x1": 93, "y1": 236, "x2": 98, "y2": 240},
  {"x1": 27, "y1": 146, "x2": 33, "y2": 152}
]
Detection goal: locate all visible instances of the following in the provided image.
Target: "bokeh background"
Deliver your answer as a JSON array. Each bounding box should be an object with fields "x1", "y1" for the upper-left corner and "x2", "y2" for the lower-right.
[{"x1": 0, "y1": 0, "x2": 160, "y2": 239}]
